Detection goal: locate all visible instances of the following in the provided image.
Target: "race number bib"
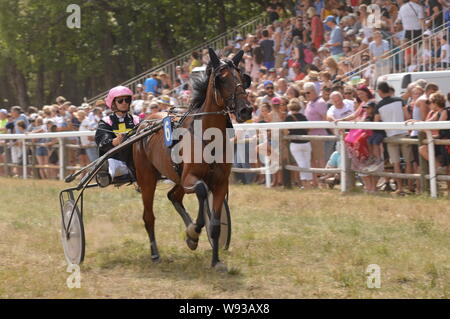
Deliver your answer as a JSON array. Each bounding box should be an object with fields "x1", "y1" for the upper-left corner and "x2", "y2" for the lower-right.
[{"x1": 163, "y1": 116, "x2": 173, "y2": 147}]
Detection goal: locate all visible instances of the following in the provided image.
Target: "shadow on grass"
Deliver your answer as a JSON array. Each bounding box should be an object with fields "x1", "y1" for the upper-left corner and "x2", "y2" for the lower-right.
[{"x1": 86, "y1": 238, "x2": 244, "y2": 291}]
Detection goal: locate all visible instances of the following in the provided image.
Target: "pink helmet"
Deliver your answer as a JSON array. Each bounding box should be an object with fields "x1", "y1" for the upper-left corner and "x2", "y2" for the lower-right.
[{"x1": 105, "y1": 86, "x2": 134, "y2": 108}]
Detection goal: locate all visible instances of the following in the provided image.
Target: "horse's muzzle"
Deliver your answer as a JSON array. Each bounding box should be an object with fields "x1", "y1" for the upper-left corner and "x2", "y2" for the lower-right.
[{"x1": 236, "y1": 106, "x2": 253, "y2": 123}]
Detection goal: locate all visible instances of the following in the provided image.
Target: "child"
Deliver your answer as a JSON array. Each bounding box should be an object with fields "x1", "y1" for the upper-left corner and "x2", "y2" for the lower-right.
[
  {"x1": 319, "y1": 71, "x2": 333, "y2": 88},
  {"x1": 365, "y1": 102, "x2": 385, "y2": 168}
]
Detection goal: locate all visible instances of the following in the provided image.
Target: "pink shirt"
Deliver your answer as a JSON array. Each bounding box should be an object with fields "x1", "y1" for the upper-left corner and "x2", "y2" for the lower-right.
[{"x1": 305, "y1": 97, "x2": 328, "y2": 135}]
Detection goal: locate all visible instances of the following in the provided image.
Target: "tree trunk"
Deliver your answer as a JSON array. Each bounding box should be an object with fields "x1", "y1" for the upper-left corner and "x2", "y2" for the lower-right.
[
  {"x1": 35, "y1": 63, "x2": 45, "y2": 107},
  {"x1": 6, "y1": 60, "x2": 30, "y2": 109},
  {"x1": 47, "y1": 70, "x2": 62, "y2": 104},
  {"x1": 215, "y1": 0, "x2": 227, "y2": 34}
]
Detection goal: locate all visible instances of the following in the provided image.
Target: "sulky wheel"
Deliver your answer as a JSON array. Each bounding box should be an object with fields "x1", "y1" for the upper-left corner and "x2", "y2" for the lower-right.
[
  {"x1": 61, "y1": 200, "x2": 85, "y2": 265},
  {"x1": 203, "y1": 192, "x2": 232, "y2": 250}
]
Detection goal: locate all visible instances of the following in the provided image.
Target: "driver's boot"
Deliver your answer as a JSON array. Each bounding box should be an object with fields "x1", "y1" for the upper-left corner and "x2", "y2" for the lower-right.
[{"x1": 96, "y1": 162, "x2": 111, "y2": 187}]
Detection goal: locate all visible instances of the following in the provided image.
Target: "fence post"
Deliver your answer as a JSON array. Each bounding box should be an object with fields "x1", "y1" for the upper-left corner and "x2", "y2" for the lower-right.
[
  {"x1": 58, "y1": 138, "x2": 65, "y2": 181},
  {"x1": 426, "y1": 131, "x2": 437, "y2": 198},
  {"x1": 338, "y1": 130, "x2": 352, "y2": 193},
  {"x1": 418, "y1": 131, "x2": 428, "y2": 193},
  {"x1": 282, "y1": 135, "x2": 292, "y2": 189},
  {"x1": 22, "y1": 137, "x2": 27, "y2": 179},
  {"x1": 4, "y1": 144, "x2": 11, "y2": 176}
]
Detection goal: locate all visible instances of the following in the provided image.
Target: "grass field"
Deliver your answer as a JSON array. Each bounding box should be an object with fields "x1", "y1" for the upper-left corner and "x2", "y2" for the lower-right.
[{"x1": 0, "y1": 177, "x2": 449, "y2": 298}]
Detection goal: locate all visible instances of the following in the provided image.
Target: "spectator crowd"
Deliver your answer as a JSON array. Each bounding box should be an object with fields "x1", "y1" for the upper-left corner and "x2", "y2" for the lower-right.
[{"x1": 1, "y1": 0, "x2": 449, "y2": 196}]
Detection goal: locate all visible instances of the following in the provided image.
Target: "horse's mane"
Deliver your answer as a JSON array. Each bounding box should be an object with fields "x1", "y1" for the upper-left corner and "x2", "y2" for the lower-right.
[
  {"x1": 189, "y1": 59, "x2": 235, "y2": 110},
  {"x1": 189, "y1": 67, "x2": 210, "y2": 110}
]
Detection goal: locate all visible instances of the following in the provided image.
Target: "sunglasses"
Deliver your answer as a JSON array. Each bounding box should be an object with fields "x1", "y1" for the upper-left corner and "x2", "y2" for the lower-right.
[
  {"x1": 266, "y1": 86, "x2": 274, "y2": 90},
  {"x1": 344, "y1": 92, "x2": 353, "y2": 95},
  {"x1": 115, "y1": 97, "x2": 132, "y2": 104}
]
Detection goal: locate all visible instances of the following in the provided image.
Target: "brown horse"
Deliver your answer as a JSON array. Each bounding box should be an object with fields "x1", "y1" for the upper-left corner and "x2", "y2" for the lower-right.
[{"x1": 132, "y1": 48, "x2": 253, "y2": 271}]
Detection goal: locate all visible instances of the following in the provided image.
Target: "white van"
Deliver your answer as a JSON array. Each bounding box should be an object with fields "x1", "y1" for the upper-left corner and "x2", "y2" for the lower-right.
[{"x1": 376, "y1": 70, "x2": 450, "y2": 99}]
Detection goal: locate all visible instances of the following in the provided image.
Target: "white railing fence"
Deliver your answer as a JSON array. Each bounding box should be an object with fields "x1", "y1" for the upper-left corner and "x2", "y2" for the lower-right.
[
  {"x1": 341, "y1": 23, "x2": 450, "y2": 86},
  {"x1": 1, "y1": 121, "x2": 450, "y2": 198}
]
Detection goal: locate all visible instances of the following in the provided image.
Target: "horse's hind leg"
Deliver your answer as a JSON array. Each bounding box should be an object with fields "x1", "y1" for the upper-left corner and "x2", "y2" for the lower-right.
[{"x1": 167, "y1": 185, "x2": 192, "y2": 227}]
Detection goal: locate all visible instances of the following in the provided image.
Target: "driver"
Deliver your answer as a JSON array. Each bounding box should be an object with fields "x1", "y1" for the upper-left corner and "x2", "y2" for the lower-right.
[{"x1": 95, "y1": 86, "x2": 140, "y2": 187}]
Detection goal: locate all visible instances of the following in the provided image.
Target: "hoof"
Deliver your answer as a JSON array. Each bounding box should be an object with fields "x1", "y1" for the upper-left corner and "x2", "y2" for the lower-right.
[
  {"x1": 185, "y1": 223, "x2": 200, "y2": 251},
  {"x1": 213, "y1": 262, "x2": 228, "y2": 273},
  {"x1": 186, "y1": 237, "x2": 198, "y2": 251},
  {"x1": 186, "y1": 223, "x2": 200, "y2": 239},
  {"x1": 151, "y1": 255, "x2": 161, "y2": 263}
]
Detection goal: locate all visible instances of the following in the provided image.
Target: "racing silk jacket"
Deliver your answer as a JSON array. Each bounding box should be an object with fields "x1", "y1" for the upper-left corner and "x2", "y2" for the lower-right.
[{"x1": 95, "y1": 113, "x2": 140, "y2": 162}]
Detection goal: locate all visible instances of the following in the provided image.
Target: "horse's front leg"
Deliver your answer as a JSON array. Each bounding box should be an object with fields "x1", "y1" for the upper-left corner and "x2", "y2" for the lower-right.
[
  {"x1": 182, "y1": 174, "x2": 208, "y2": 251},
  {"x1": 210, "y1": 182, "x2": 228, "y2": 271}
]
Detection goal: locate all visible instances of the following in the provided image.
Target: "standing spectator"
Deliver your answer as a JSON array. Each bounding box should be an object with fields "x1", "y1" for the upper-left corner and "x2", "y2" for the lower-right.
[
  {"x1": 78, "y1": 109, "x2": 98, "y2": 164},
  {"x1": 55, "y1": 96, "x2": 66, "y2": 106},
  {"x1": 369, "y1": 31, "x2": 391, "y2": 80},
  {"x1": 285, "y1": 99, "x2": 313, "y2": 188},
  {"x1": 243, "y1": 43, "x2": 254, "y2": 75},
  {"x1": 260, "y1": 29, "x2": 276, "y2": 69},
  {"x1": 291, "y1": 17, "x2": 305, "y2": 40},
  {"x1": 30, "y1": 117, "x2": 50, "y2": 179},
  {"x1": 293, "y1": 36, "x2": 307, "y2": 72},
  {"x1": 374, "y1": 81, "x2": 413, "y2": 195},
  {"x1": 189, "y1": 51, "x2": 203, "y2": 72},
  {"x1": 324, "y1": 16, "x2": 344, "y2": 60},
  {"x1": 10, "y1": 119, "x2": 27, "y2": 177},
  {"x1": 0, "y1": 109, "x2": 8, "y2": 176},
  {"x1": 270, "y1": 97, "x2": 285, "y2": 122},
  {"x1": 323, "y1": 56, "x2": 340, "y2": 81},
  {"x1": 326, "y1": 91, "x2": 355, "y2": 121},
  {"x1": 276, "y1": 78, "x2": 288, "y2": 96},
  {"x1": 144, "y1": 72, "x2": 160, "y2": 96},
  {"x1": 427, "y1": 0, "x2": 443, "y2": 30},
  {"x1": 413, "y1": 93, "x2": 450, "y2": 195},
  {"x1": 304, "y1": 82, "x2": 328, "y2": 186},
  {"x1": 308, "y1": 6, "x2": 324, "y2": 50},
  {"x1": 251, "y1": 38, "x2": 264, "y2": 82},
  {"x1": 260, "y1": 80, "x2": 280, "y2": 104},
  {"x1": 73, "y1": 110, "x2": 90, "y2": 170},
  {"x1": 396, "y1": 0, "x2": 425, "y2": 65},
  {"x1": 267, "y1": 0, "x2": 280, "y2": 23},
  {"x1": 435, "y1": 34, "x2": 450, "y2": 69},
  {"x1": 133, "y1": 84, "x2": 147, "y2": 100},
  {"x1": 159, "y1": 71, "x2": 172, "y2": 90}
]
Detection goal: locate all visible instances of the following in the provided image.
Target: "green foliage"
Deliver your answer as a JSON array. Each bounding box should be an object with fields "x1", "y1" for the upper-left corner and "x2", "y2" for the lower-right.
[{"x1": 0, "y1": 0, "x2": 265, "y2": 106}]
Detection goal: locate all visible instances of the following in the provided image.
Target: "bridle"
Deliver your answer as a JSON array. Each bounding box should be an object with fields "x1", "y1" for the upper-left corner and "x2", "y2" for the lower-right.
[{"x1": 183, "y1": 62, "x2": 248, "y2": 118}]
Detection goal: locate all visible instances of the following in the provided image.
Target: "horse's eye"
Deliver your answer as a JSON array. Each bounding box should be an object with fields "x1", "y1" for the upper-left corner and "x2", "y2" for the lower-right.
[{"x1": 220, "y1": 69, "x2": 229, "y2": 78}]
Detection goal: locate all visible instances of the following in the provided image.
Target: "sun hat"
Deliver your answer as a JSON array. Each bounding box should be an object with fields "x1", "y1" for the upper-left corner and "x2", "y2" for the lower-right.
[
  {"x1": 271, "y1": 97, "x2": 281, "y2": 105},
  {"x1": 158, "y1": 95, "x2": 171, "y2": 104}
]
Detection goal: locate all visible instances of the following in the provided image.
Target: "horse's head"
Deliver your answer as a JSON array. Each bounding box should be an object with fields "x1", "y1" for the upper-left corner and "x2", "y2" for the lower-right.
[{"x1": 208, "y1": 48, "x2": 253, "y2": 123}]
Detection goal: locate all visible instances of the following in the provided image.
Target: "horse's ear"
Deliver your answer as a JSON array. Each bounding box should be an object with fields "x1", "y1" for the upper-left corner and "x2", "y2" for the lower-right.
[
  {"x1": 232, "y1": 50, "x2": 244, "y2": 66},
  {"x1": 232, "y1": 50, "x2": 244, "y2": 65},
  {"x1": 208, "y1": 48, "x2": 221, "y2": 69}
]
